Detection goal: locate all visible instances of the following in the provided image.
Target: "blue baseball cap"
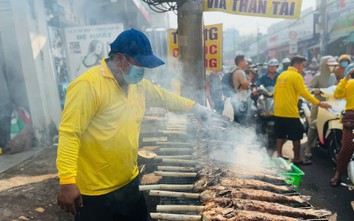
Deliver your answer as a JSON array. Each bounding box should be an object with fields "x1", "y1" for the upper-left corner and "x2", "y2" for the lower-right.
[{"x1": 110, "y1": 29, "x2": 165, "y2": 68}]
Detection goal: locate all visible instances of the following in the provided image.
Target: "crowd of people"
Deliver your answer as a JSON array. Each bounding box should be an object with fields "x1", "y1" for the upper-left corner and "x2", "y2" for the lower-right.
[
  {"x1": 52, "y1": 27, "x2": 354, "y2": 220},
  {"x1": 206, "y1": 53, "x2": 354, "y2": 188}
]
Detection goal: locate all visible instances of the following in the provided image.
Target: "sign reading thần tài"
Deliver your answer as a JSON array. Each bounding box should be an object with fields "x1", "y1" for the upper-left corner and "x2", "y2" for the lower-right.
[{"x1": 203, "y1": 0, "x2": 302, "y2": 20}]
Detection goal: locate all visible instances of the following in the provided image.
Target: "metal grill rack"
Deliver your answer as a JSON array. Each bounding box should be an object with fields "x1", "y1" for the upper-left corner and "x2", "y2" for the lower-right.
[{"x1": 139, "y1": 108, "x2": 335, "y2": 221}]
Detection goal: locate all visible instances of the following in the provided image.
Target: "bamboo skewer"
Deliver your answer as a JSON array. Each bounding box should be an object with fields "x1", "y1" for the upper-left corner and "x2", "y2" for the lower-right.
[
  {"x1": 157, "y1": 166, "x2": 195, "y2": 172},
  {"x1": 156, "y1": 205, "x2": 204, "y2": 212},
  {"x1": 149, "y1": 190, "x2": 199, "y2": 199},
  {"x1": 154, "y1": 171, "x2": 197, "y2": 178},
  {"x1": 161, "y1": 159, "x2": 195, "y2": 165},
  {"x1": 156, "y1": 141, "x2": 192, "y2": 146},
  {"x1": 158, "y1": 148, "x2": 193, "y2": 152},
  {"x1": 155, "y1": 155, "x2": 192, "y2": 159},
  {"x1": 150, "y1": 213, "x2": 201, "y2": 221},
  {"x1": 139, "y1": 184, "x2": 194, "y2": 191},
  {"x1": 158, "y1": 130, "x2": 188, "y2": 135},
  {"x1": 141, "y1": 146, "x2": 193, "y2": 153}
]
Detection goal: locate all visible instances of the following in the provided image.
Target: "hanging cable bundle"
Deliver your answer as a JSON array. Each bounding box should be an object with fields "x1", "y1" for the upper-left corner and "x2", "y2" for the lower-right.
[{"x1": 142, "y1": 0, "x2": 180, "y2": 14}]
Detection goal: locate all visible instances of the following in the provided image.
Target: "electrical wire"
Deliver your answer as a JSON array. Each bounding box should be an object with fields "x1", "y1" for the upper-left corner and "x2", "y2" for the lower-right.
[{"x1": 142, "y1": 0, "x2": 179, "y2": 14}]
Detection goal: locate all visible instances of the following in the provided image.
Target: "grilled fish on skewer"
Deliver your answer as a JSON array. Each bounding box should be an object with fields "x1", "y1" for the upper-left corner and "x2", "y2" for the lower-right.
[
  {"x1": 203, "y1": 200, "x2": 332, "y2": 219},
  {"x1": 200, "y1": 186, "x2": 310, "y2": 206},
  {"x1": 149, "y1": 190, "x2": 312, "y2": 216},
  {"x1": 198, "y1": 168, "x2": 286, "y2": 185},
  {"x1": 219, "y1": 178, "x2": 295, "y2": 193},
  {"x1": 194, "y1": 176, "x2": 294, "y2": 193},
  {"x1": 151, "y1": 209, "x2": 301, "y2": 221},
  {"x1": 202, "y1": 207, "x2": 300, "y2": 221},
  {"x1": 144, "y1": 184, "x2": 309, "y2": 206},
  {"x1": 224, "y1": 169, "x2": 288, "y2": 185}
]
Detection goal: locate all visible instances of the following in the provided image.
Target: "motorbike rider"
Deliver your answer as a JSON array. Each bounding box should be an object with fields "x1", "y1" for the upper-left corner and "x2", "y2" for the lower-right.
[
  {"x1": 252, "y1": 58, "x2": 279, "y2": 97},
  {"x1": 256, "y1": 59, "x2": 280, "y2": 88},
  {"x1": 329, "y1": 63, "x2": 354, "y2": 187},
  {"x1": 252, "y1": 59, "x2": 280, "y2": 149},
  {"x1": 245, "y1": 58, "x2": 258, "y2": 85},
  {"x1": 305, "y1": 56, "x2": 338, "y2": 159},
  {"x1": 279, "y1": 57, "x2": 290, "y2": 73},
  {"x1": 334, "y1": 54, "x2": 351, "y2": 82}
]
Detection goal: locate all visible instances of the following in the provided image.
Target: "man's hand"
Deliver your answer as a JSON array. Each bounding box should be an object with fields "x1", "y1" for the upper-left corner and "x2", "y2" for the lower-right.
[
  {"x1": 57, "y1": 184, "x2": 83, "y2": 215},
  {"x1": 318, "y1": 102, "x2": 331, "y2": 109},
  {"x1": 192, "y1": 103, "x2": 212, "y2": 126}
]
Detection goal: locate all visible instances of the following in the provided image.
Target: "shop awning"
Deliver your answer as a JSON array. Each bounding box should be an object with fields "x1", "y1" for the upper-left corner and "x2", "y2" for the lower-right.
[
  {"x1": 308, "y1": 43, "x2": 320, "y2": 50},
  {"x1": 343, "y1": 32, "x2": 354, "y2": 43}
]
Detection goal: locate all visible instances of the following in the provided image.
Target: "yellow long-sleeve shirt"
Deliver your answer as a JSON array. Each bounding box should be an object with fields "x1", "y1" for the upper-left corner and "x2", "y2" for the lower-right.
[
  {"x1": 334, "y1": 78, "x2": 354, "y2": 111},
  {"x1": 57, "y1": 59, "x2": 195, "y2": 196},
  {"x1": 274, "y1": 67, "x2": 320, "y2": 118}
]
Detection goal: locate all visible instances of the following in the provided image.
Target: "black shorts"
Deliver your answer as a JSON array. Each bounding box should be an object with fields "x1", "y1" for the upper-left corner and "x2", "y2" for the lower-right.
[
  {"x1": 75, "y1": 176, "x2": 147, "y2": 221},
  {"x1": 274, "y1": 116, "x2": 304, "y2": 140}
]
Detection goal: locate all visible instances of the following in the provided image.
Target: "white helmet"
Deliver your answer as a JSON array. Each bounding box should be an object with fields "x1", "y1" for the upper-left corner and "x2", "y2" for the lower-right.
[
  {"x1": 268, "y1": 58, "x2": 279, "y2": 67},
  {"x1": 282, "y1": 58, "x2": 290, "y2": 64}
]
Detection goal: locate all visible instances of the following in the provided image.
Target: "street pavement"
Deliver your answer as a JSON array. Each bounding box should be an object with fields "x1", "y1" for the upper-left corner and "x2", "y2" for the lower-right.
[
  {"x1": 272, "y1": 136, "x2": 353, "y2": 220},
  {"x1": 298, "y1": 146, "x2": 354, "y2": 221}
]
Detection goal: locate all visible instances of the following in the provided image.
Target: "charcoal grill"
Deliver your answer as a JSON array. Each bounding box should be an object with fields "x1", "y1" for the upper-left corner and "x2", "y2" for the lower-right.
[{"x1": 139, "y1": 110, "x2": 335, "y2": 221}]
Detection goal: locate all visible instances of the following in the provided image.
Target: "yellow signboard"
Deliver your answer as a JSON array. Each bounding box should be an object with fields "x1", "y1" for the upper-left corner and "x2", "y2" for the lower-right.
[
  {"x1": 167, "y1": 29, "x2": 179, "y2": 72},
  {"x1": 167, "y1": 23, "x2": 223, "y2": 72},
  {"x1": 204, "y1": 23, "x2": 223, "y2": 71},
  {"x1": 203, "y1": 0, "x2": 302, "y2": 20}
]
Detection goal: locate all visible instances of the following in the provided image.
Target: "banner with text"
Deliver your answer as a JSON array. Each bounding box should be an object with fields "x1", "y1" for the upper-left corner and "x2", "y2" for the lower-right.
[
  {"x1": 203, "y1": 0, "x2": 302, "y2": 19},
  {"x1": 65, "y1": 24, "x2": 124, "y2": 80},
  {"x1": 167, "y1": 23, "x2": 223, "y2": 72},
  {"x1": 204, "y1": 23, "x2": 223, "y2": 71}
]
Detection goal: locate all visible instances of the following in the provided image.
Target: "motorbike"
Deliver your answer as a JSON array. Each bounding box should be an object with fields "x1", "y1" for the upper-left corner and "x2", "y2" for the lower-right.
[
  {"x1": 315, "y1": 86, "x2": 346, "y2": 164},
  {"x1": 298, "y1": 98, "x2": 311, "y2": 134},
  {"x1": 253, "y1": 85, "x2": 275, "y2": 150}
]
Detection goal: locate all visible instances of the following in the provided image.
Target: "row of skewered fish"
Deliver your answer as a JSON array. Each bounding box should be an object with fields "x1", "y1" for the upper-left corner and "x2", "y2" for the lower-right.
[{"x1": 139, "y1": 112, "x2": 335, "y2": 221}]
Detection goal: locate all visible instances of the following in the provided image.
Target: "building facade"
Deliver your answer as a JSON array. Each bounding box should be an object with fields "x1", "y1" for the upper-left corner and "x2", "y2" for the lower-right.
[{"x1": 0, "y1": 0, "x2": 168, "y2": 145}]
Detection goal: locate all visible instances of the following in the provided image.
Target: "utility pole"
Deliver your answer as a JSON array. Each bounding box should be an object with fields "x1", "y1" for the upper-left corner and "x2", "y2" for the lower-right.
[
  {"x1": 319, "y1": 0, "x2": 328, "y2": 56},
  {"x1": 256, "y1": 23, "x2": 260, "y2": 63},
  {"x1": 177, "y1": 0, "x2": 205, "y2": 104}
]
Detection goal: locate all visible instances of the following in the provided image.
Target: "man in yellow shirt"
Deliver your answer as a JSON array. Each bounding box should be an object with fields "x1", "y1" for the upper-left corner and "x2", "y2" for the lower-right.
[
  {"x1": 56, "y1": 29, "x2": 211, "y2": 221},
  {"x1": 274, "y1": 56, "x2": 331, "y2": 165}
]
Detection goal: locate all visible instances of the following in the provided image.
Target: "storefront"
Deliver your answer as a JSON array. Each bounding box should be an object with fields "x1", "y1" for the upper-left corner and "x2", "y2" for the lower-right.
[
  {"x1": 266, "y1": 8, "x2": 316, "y2": 61},
  {"x1": 0, "y1": 0, "x2": 159, "y2": 147},
  {"x1": 327, "y1": 4, "x2": 354, "y2": 56}
]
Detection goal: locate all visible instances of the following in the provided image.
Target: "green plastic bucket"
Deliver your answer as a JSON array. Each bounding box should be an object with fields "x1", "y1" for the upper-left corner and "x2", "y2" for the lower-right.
[{"x1": 282, "y1": 164, "x2": 305, "y2": 188}]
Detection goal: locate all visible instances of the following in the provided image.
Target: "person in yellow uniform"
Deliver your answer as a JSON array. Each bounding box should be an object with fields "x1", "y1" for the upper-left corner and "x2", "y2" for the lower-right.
[
  {"x1": 274, "y1": 56, "x2": 331, "y2": 165},
  {"x1": 329, "y1": 63, "x2": 354, "y2": 187},
  {"x1": 56, "y1": 29, "x2": 211, "y2": 221}
]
